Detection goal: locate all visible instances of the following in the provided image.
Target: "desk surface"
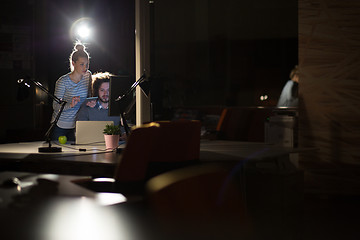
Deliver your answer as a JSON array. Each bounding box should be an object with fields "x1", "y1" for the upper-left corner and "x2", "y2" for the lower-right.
[
  {"x1": 0, "y1": 140, "x2": 315, "y2": 177},
  {"x1": 0, "y1": 141, "x2": 124, "y2": 177},
  {"x1": 0, "y1": 141, "x2": 124, "y2": 154},
  {"x1": 0, "y1": 171, "x2": 133, "y2": 240},
  {"x1": 200, "y1": 140, "x2": 315, "y2": 160},
  {"x1": 0, "y1": 140, "x2": 312, "y2": 157},
  {"x1": 0, "y1": 171, "x2": 96, "y2": 208}
]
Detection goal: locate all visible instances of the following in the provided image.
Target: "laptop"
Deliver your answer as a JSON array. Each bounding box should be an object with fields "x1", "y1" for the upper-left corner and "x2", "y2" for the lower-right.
[{"x1": 75, "y1": 121, "x2": 114, "y2": 145}]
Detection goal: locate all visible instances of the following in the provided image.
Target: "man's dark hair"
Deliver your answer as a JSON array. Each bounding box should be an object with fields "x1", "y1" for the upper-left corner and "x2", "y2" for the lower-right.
[{"x1": 91, "y1": 72, "x2": 112, "y2": 97}]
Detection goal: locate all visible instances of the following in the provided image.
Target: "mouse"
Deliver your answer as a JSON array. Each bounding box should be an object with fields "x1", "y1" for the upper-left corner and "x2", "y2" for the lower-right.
[{"x1": 1, "y1": 177, "x2": 21, "y2": 188}]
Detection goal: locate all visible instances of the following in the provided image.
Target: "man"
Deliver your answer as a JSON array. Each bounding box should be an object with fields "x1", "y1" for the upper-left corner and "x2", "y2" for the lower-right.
[
  {"x1": 76, "y1": 72, "x2": 126, "y2": 139},
  {"x1": 277, "y1": 65, "x2": 299, "y2": 107}
]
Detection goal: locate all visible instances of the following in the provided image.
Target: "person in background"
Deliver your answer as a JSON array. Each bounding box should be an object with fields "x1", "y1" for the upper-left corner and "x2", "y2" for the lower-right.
[
  {"x1": 51, "y1": 41, "x2": 92, "y2": 141},
  {"x1": 77, "y1": 72, "x2": 126, "y2": 140},
  {"x1": 277, "y1": 65, "x2": 299, "y2": 107}
]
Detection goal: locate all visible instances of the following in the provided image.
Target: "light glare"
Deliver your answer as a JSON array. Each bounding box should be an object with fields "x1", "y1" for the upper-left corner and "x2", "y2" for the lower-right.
[
  {"x1": 260, "y1": 94, "x2": 268, "y2": 101},
  {"x1": 42, "y1": 198, "x2": 131, "y2": 240},
  {"x1": 70, "y1": 17, "x2": 95, "y2": 41},
  {"x1": 77, "y1": 25, "x2": 91, "y2": 38}
]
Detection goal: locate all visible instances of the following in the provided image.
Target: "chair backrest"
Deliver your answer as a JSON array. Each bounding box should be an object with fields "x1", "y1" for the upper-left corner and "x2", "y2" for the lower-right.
[
  {"x1": 113, "y1": 123, "x2": 161, "y2": 182},
  {"x1": 114, "y1": 120, "x2": 202, "y2": 182},
  {"x1": 216, "y1": 107, "x2": 274, "y2": 141},
  {"x1": 146, "y1": 163, "x2": 252, "y2": 238},
  {"x1": 152, "y1": 120, "x2": 201, "y2": 162}
]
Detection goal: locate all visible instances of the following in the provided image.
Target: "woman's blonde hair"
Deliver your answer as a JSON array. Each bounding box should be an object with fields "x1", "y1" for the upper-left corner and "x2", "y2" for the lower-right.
[{"x1": 69, "y1": 41, "x2": 90, "y2": 71}]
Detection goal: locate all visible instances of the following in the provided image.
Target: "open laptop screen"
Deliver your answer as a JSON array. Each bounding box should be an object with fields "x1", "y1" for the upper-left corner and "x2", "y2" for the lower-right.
[{"x1": 75, "y1": 121, "x2": 114, "y2": 145}]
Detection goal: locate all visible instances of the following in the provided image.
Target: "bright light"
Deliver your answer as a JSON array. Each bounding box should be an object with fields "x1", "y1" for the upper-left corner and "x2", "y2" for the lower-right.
[
  {"x1": 93, "y1": 177, "x2": 116, "y2": 182},
  {"x1": 260, "y1": 95, "x2": 268, "y2": 101},
  {"x1": 42, "y1": 198, "x2": 132, "y2": 240},
  {"x1": 77, "y1": 25, "x2": 91, "y2": 39},
  {"x1": 70, "y1": 17, "x2": 95, "y2": 41},
  {"x1": 95, "y1": 192, "x2": 127, "y2": 206}
]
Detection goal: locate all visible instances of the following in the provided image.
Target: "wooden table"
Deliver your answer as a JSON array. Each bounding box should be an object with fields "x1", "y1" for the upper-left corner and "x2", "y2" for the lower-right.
[
  {"x1": 0, "y1": 140, "x2": 315, "y2": 177},
  {"x1": 0, "y1": 141, "x2": 124, "y2": 177},
  {"x1": 200, "y1": 140, "x2": 316, "y2": 170},
  {"x1": 0, "y1": 171, "x2": 137, "y2": 240}
]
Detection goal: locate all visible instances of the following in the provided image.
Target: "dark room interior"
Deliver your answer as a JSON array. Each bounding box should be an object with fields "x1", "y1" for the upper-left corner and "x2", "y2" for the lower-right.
[{"x1": 0, "y1": 0, "x2": 359, "y2": 239}]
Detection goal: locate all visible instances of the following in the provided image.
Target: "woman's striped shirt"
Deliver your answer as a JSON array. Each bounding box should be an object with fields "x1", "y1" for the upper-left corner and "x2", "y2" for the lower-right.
[{"x1": 52, "y1": 71, "x2": 92, "y2": 129}]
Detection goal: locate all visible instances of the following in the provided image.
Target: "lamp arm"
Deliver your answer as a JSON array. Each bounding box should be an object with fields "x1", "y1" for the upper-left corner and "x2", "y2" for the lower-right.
[
  {"x1": 115, "y1": 73, "x2": 146, "y2": 102},
  {"x1": 30, "y1": 79, "x2": 63, "y2": 104},
  {"x1": 114, "y1": 73, "x2": 147, "y2": 137},
  {"x1": 44, "y1": 101, "x2": 67, "y2": 142},
  {"x1": 18, "y1": 77, "x2": 67, "y2": 146}
]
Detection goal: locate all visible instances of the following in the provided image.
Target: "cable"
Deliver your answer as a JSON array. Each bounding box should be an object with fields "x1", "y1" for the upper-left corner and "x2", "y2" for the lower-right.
[{"x1": 51, "y1": 141, "x2": 112, "y2": 153}]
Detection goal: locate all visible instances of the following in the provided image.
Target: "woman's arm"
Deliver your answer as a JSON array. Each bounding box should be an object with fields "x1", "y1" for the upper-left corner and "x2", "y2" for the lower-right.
[{"x1": 52, "y1": 76, "x2": 73, "y2": 112}]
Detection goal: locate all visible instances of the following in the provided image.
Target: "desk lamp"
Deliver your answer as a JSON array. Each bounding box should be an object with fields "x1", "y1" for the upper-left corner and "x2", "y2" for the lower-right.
[
  {"x1": 18, "y1": 77, "x2": 66, "y2": 152},
  {"x1": 114, "y1": 73, "x2": 147, "y2": 136}
]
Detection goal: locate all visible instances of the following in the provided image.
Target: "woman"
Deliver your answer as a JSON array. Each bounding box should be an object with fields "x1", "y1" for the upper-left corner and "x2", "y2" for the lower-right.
[{"x1": 51, "y1": 42, "x2": 92, "y2": 141}]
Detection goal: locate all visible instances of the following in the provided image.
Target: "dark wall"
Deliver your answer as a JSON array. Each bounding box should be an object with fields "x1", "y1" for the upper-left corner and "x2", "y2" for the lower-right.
[
  {"x1": 150, "y1": 0, "x2": 298, "y2": 119},
  {"x1": 0, "y1": 0, "x2": 35, "y2": 142},
  {"x1": 299, "y1": 0, "x2": 360, "y2": 165}
]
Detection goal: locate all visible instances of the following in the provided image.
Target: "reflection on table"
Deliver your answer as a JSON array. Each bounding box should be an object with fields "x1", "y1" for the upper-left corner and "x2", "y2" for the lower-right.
[{"x1": 0, "y1": 171, "x2": 133, "y2": 240}]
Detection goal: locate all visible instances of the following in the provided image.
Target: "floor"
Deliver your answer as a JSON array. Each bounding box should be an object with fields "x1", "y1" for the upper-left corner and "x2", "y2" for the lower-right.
[{"x1": 301, "y1": 162, "x2": 360, "y2": 240}]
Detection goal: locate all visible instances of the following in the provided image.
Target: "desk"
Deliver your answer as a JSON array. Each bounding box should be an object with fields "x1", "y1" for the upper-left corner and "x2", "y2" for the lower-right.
[
  {"x1": 0, "y1": 140, "x2": 125, "y2": 154},
  {"x1": 0, "y1": 140, "x2": 315, "y2": 177},
  {"x1": 0, "y1": 171, "x2": 135, "y2": 240},
  {"x1": 0, "y1": 171, "x2": 127, "y2": 207},
  {"x1": 200, "y1": 140, "x2": 316, "y2": 170},
  {"x1": 0, "y1": 141, "x2": 124, "y2": 177}
]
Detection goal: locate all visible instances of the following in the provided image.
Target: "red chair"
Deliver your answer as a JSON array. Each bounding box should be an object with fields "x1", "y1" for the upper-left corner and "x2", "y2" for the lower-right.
[
  {"x1": 114, "y1": 120, "x2": 202, "y2": 181},
  {"x1": 74, "y1": 121, "x2": 202, "y2": 197},
  {"x1": 152, "y1": 120, "x2": 201, "y2": 162},
  {"x1": 146, "y1": 163, "x2": 253, "y2": 239},
  {"x1": 144, "y1": 120, "x2": 202, "y2": 179},
  {"x1": 114, "y1": 122, "x2": 161, "y2": 182}
]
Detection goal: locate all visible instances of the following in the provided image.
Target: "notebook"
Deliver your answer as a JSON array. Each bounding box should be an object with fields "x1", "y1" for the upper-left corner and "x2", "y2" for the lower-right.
[{"x1": 75, "y1": 121, "x2": 114, "y2": 145}]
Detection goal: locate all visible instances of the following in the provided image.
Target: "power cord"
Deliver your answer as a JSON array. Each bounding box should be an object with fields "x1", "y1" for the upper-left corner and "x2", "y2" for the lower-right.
[{"x1": 51, "y1": 141, "x2": 112, "y2": 153}]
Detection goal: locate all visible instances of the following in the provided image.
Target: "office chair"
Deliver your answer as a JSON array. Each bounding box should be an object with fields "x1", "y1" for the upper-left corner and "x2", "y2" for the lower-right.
[
  {"x1": 146, "y1": 163, "x2": 253, "y2": 240},
  {"x1": 146, "y1": 120, "x2": 202, "y2": 178},
  {"x1": 74, "y1": 120, "x2": 202, "y2": 199}
]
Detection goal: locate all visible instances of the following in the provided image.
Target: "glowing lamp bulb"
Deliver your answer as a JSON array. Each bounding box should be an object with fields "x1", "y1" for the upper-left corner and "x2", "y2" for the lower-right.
[{"x1": 77, "y1": 25, "x2": 91, "y2": 38}]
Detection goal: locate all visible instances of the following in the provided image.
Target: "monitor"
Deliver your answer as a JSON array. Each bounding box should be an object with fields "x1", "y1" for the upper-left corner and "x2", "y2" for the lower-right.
[{"x1": 109, "y1": 75, "x2": 134, "y2": 116}]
